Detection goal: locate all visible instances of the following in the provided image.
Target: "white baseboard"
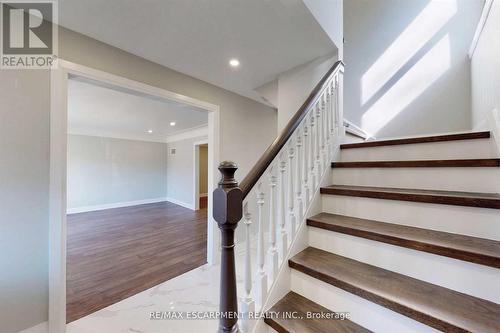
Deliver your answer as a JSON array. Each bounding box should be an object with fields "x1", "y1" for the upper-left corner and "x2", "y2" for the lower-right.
[
  {"x1": 17, "y1": 322, "x2": 48, "y2": 333},
  {"x1": 67, "y1": 197, "x2": 169, "y2": 214},
  {"x1": 166, "y1": 197, "x2": 195, "y2": 210},
  {"x1": 343, "y1": 119, "x2": 374, "y2": 140}
]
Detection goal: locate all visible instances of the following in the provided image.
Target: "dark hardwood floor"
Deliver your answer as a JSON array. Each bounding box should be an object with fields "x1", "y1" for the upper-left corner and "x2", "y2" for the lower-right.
[{"x1": 66, "y1": 201, "x2": 207, "y2": 323}]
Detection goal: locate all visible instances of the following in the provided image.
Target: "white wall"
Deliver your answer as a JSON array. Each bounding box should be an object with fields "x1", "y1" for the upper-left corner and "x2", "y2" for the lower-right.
[
  {"x1": 0, "y1": 71, "x2": 49, "y2": 333},
  {"x1": 303, "y1": 0, "x2": 343, "y2": 58},
  {"x1": 60, "y1": 27, "x2": 277, "y2": 181},
  {"x1": 166, "y1": 136, "x2": 207, "y2": 208},
  {"x1": 270, "y1": 0, "x2": 342, "y2": 131},
  {"x1": 471, "y1": 0, "x2": 500, "y2": 129},
  {"x1": 67, "y1": 135, "x2": 168, "y2": 211},
  {"x1": 0, "y1": 27, "x2": 277, "y2": 333},
  {"x1": 344, "y1": 0, "x2": 483, "y2": 138},
  {"x1": 277, "y1": 53, "x2": 338, "y2": 131}
]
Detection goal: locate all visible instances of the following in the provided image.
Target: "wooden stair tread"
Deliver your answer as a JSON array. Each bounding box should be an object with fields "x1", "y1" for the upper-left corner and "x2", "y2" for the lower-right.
[
  {"x1": 289, "y1": 248, "x2": 500, "y2": 333},
  {"x1": 265, "y1": 291, "x2": 371, "y2": 333},
  {"x1": 321, "y1": 185, "x2": 500, "y2": 209},
  {"x1": 340, "y1": 131, "x2": 490, "y2": 149},
  {"x1": 307, "y1": 213, "x2": 500, "y2": 268},
  {"x1": 332, "y1": 159, "x2": 500, "y2": 168}
]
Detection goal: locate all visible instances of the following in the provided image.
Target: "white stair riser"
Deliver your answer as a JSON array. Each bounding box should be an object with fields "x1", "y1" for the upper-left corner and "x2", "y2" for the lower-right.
[
  {"x1": 321, "y1": 195, "x2": 500, "y2": 241},
  {"x1": 340, "y1": 140, "x2": 497, "y2": 162},
  {"x1": 290, "y1": 270, "x2": 440, "y2": 333},
  {"x1": 331, "y1": 168, "x2": 500, "y2": 193},
  {"x1": 308, "y1": 227, "x2": 500, "y2": 303}
]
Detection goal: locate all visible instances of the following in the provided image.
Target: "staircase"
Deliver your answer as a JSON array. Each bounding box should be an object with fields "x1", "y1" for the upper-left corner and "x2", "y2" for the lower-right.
[
  {"x1": 265, "y1": 131, "x2": 500, "y2": 333},
  {"x1": 212, "y1": 61, "x2": 499, "y2": 333}
]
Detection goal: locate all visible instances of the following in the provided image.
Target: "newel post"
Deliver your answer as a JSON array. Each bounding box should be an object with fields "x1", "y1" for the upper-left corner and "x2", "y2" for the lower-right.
[{"x1": 213, "y1": 161, "x2": 243, "y2": 333}]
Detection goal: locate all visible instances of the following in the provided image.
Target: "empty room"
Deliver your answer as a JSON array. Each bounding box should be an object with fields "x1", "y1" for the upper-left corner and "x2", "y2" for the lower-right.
[{"x1": 65, "y1": 76, "x2": 210, "y2": 322}]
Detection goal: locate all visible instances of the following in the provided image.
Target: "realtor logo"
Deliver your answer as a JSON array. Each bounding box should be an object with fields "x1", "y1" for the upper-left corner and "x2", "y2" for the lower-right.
[{"x1": 1, "y1": 0, "x2": 57, "y2": 69}]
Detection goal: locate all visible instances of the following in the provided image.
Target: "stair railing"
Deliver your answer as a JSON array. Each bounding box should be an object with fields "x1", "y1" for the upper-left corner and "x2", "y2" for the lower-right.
[{"x1": 213, "y1": 60, "x2": 344, "y2": 333}]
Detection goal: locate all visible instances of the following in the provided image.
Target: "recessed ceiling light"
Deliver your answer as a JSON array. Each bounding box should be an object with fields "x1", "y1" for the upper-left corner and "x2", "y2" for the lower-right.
[
  {"x1": 170, "y1": 122, "x2": 176, "y2": 126},
  {"x1": 147, "y1": 129, "x2": 153, "y2": 133},
  {"x1": 229, "y1": 59, "x2": 240, "y2": 67}
]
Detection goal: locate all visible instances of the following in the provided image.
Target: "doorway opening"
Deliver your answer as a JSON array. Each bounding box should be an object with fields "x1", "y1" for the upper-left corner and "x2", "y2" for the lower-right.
[
  {"x1": 49, "y1": 60, "x2": 220, "y2": 331},
  {"x1": 194, "y1": 142, "x2": 209, "y2": 210}
]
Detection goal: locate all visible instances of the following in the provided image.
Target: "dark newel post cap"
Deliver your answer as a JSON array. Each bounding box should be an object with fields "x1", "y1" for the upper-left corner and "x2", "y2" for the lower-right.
[
  {"x1": 218, "y1": 161, "x2": 238, "y2": 187},
  {"x1": 213, "y1": 161, "x2": 243, "y2": 226}
]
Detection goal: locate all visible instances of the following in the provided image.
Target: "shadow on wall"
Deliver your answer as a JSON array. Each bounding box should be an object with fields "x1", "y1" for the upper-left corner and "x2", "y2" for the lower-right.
[{"x1": 345, "y1": 0, "x2": 483, "y2": 138}]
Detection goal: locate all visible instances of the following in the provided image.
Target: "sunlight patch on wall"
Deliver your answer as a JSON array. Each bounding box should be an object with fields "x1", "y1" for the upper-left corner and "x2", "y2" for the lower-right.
[
  {"x1": 361, "y1": 34, "x2": 451, "y2": 135},
  {"x1": 361, "y1": 0, "x2": 457, "y2": 104}
]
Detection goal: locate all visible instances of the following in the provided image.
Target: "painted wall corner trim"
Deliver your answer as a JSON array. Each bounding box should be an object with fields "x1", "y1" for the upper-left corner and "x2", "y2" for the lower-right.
[
  {"x1": 469, "y1": 0, "x2": 495, "y2": 58},
  {"x1": 166, "y1": 197, "x2": 195, "y2": 210},
  {"x1": 67, "y1": 197, "x2": 169, "y2": 214},
  {"x1": 16, "y1": 322, "x2": 48, "y2": 333},
  {"x1": 489, "y1": 108, "x2": 500, "y2": 156}
]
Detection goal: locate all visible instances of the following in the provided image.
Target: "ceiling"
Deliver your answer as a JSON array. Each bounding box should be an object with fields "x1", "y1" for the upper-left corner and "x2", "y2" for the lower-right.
[
  {"x1": 59, "y1": 0, "x2": 336, "y2": 103},
  {"x1": 68, "y1": 77, "x2": 208, "y2": 142}
]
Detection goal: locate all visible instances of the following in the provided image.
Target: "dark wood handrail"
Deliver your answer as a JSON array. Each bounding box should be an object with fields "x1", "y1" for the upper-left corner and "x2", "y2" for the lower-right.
[
  {"x1": 239, "y1": 60, "x2": 344, "y2": 198},
  {"x1": 213, "y1": 60, "x2": 343, "y2": 333}
]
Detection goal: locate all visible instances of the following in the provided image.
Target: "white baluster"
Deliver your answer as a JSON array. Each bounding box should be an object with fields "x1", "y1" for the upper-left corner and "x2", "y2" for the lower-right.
[
  {"x1": 321, "y1": 93, "x2": 328, "y2": 168},
  {"x1": 338, "y1": 70, "x2": 345, "y2": 137},
  {"x1": 295, "y1": 130, "x2": 303, "y2": 221},
  {"x1": 278, "y1": 154, "x2": 288, "y2": 258},
  {"x1": 240, "y1": 202, "x2": 255, "y2": 329},
  {"x1": 303, "y1": 120, "x2": 310, "y2": 205},
  {"x1": 326, "y1": 84, "x2": 333, "y2": 161},
  {"x1": 256, "y1": 183, "x2": 267, "y2": 306},
  {"x1": 328, "y1": 83, "x2": 335, "y2": 158},
  {"x1": 331, "y1": 82, "x2": 336, "y2": 134},
  {"x1": 334, "y1": 74, "x2": 341, "y2": 136},
  {"x1": 288, "y1": 143, "x2": 296, "y2": 238},
  {"x1": 317, "y1": 100, "x2": 324, "y2": 171},
  {"x1": 333, "y1": 84, "x2": 338, "y2": 154},
  {"x1": 315, "y1": 103, "x2": 322, "y2": 181},
  {"x1": 267, "y1": 167, "x2": 278, "y2": 280},
  {"x1": 327, "y1": 82, "x2": 333, "y2": 137},
  {"x1": 309, "y1": 112, "x2": 316, "y2": 190}
]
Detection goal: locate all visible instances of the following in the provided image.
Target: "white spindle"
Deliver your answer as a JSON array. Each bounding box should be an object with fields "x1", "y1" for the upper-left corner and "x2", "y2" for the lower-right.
[
  {"x1": 287, "y1": 143, "x2": 296, "y2": 238},
  {"x1": 327, "y1": 84, "x2": 333, "y2": 136},
  {"x1": 315, "y1": 103, "x2": 322, "y2": 180},
  {"x1": 318, "y1": 100, "x2": 324, "y2": 171},
  {"x1": 295, "y1": 130, "x2": 303, "y2": 220},
  {"x1": 267, "y1": 167, "x2": 278, "y2": 279},
  {"x1": 321, "y1": 93, "x2": 328, "y2": 168},
  {"x1": 240, "y1": 202, "x2": 255, "y2": 328},
  {"x1": 326, "y1": 84, "x2": 333, "y2": 161},
  {"x1": 332, "y1": 81, "x2": 337, "y2": 133},
  {"x1": 278, "y1": 154, "x2": 287, "y2": 258},
  {"x1": 309, "y1": 112, "x2": 316, "y2": 190},
  {"x1": 327, "y1": 83, "x2": 335, "y2": 159},
  {"x1": 256, "y1": 183, "x2": 267, "y2": 306},
  {"x1": 338, "y1": 71, "x2": 344, "y2": 136},
  {"x1": 334, "y1": 75, "x2": 340, "y2": 135},
  {"x1": 303, "y1": 120, "x2": 310, "y2": 205}
]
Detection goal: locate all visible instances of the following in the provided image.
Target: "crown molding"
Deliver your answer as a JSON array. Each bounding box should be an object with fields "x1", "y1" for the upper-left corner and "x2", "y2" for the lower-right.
[
  {"x1": 165, "y1": 125, "x2": 208, "y2": 143},
  {"x1": 68, "y1": 124, "x2": 208, "y2": 144}
]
